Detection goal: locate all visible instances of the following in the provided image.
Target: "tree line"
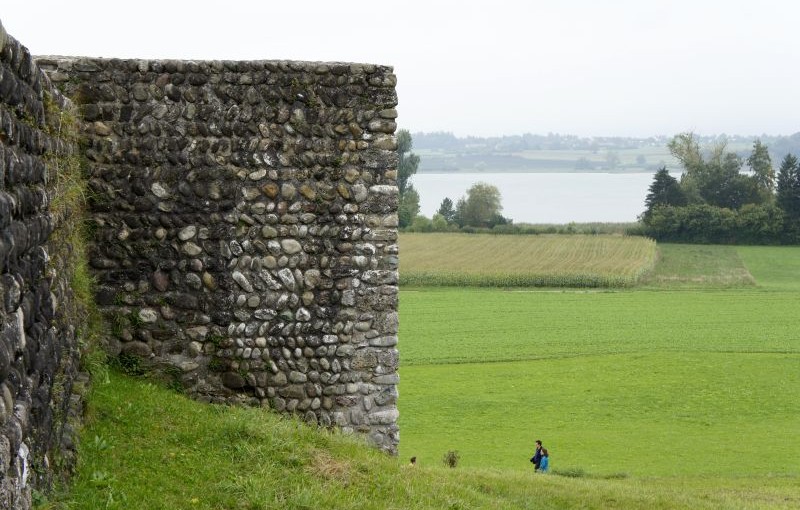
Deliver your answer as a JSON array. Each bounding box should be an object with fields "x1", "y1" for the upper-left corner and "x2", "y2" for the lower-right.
[
  {"x1": 641, "y1": 133, "x2": 800, "y2": 244},
  {"x1": 400, "y1": 129, "x2": 800, "y2": 242}
]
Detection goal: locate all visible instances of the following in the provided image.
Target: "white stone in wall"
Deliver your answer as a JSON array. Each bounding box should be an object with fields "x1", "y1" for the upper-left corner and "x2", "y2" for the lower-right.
[
  {"x1": 178, "y1": 226, "x2": 197, "y2": 241},
  {"x1": 151, "y1": 182, "x2": 169, "y2": 198}
]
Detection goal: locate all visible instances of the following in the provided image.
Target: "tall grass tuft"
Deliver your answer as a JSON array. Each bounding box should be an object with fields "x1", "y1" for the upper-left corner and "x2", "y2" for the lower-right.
[{"x1": 43, "y1": 91, "x2": 107, "y2": 380}]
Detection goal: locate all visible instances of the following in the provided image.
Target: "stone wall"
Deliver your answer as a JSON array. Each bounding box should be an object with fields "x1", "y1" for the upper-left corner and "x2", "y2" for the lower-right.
[
  {"x1": 39, "y1": 56, "x2": 401, "y2": 451},
  {"x1": 0, "y1": 21, "x2": 88, "y2": 509}
]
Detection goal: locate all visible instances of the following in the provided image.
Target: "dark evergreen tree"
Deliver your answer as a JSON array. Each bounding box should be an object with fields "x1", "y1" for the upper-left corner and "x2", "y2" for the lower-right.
[
  {"x1": 642, "y1": 167, "x2": 686, "y2": 221},
  {"x1": 437, "y1": 197, "x2": 456, "y2": 224},
  {"x1": 776, "y1": 153, "x2": 800, "y2": 231}
]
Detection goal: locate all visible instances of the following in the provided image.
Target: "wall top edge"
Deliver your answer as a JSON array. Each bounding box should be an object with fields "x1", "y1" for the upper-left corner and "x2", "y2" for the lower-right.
[{"x1": 34, "y1": 55, "x2": 394, "y2": 75}]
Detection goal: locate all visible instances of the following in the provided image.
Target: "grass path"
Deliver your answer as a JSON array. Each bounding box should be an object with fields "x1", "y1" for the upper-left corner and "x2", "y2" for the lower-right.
[{"x1": 642, "y1": 244, "x2": 755, "y2": 287}]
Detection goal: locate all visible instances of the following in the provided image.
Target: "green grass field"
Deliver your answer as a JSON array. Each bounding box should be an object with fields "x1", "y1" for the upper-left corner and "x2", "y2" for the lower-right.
[
  {"x1": 398, "y1": 244, "x2": 800, "y2": 488},
  {"x1": 57, "y1": 372, "x2": 799, "y2": 510},
  {"x1": 52, "y1": 242, "x2": 800, "y2": 509},
  {"x1": 400, "y1": 234, "x2": 656, "y2": 287}
]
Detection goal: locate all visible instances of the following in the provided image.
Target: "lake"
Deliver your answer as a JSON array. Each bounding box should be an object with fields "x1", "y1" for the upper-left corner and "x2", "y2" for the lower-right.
[{"x1": 412, "y1": 172, "x2": 654, "y2": 224}]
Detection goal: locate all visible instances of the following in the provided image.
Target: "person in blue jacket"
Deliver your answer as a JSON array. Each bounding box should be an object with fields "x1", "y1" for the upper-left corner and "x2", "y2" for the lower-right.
[{"x1": 539, "y1": 448, "x2": 550, "y2": 473}]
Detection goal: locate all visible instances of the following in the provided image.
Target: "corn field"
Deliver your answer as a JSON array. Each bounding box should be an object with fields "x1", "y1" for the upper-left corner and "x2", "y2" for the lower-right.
[{"x1": 399, "y1": 233, "x2": 657, "y2": 287}]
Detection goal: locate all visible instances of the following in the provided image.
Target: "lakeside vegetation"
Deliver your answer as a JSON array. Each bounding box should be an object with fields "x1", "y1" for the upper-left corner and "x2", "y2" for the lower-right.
[
  {"x1": 402, "y1": 131, "x2": 800, "y2": 245},
  {"x1": 640, "y1": 134, "x2": 800, "y2": 244}
]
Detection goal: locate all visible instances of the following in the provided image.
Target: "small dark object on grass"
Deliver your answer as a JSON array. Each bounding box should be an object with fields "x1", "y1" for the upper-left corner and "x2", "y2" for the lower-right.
[{"x1": 442, "y1": 450, "x2": 460, "y2": 468}]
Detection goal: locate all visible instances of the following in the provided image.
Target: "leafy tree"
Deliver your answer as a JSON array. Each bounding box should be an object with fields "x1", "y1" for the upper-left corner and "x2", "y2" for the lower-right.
[
  {"x1": 642, "y1": 167, "x2": 686, "y2": 221},
  {"x1": 460, "y1": 182, "x2": 503, "y2": 228},
  {"x1": 397, "y1": 130, "x2": 420, "y2": 196},
  {"x1": 454, "y1": 197, "x2": 467, "y2": 227},
  {"x1": 398, "y1": 186, "x2": 420, "y2": 228},
  {"x1": 699, "y1": 154, "x2": 761, "y2": 210},
  {"x1": 644, "y1": 204, "x2": 737, "y2": 243},
  {"x1": 668, "y1": 132, "x2": 763, "y2": 210},
  {"x1": 668, "y1": 132, "x2": 704, "y2": 174},
  {"x1": 747, "y1": 139, "x2": 775, "y2": 194},
  {"x1": 409, "y1": 214, "x2": 432, "y2": 232},
  {"x1": 437, "y1": 197, "x2": 456, "y2": 224},
  {"x1": 431, "y1": 214, "x2": 449, "y2": 231},
  {"x1": 736, "y1": 204, "x2": 784, "y2": 244},
  {"x1": 669, "y1": 133, "x2": 705, "y2": 203},
  {"x1": 644, "y1": 203, "x2": 784, "y2": 244}
]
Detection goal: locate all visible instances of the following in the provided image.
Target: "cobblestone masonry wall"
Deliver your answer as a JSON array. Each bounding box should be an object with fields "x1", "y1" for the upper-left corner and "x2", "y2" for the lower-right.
[
  {"x1": 0, "y1": 22, "x2": 88, "y2": 509},
  {"x1": 38, "y1": 55, "x2": 401, "y2": 452}
]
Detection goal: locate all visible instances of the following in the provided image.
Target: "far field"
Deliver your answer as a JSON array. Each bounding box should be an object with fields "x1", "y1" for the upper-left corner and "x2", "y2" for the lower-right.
[
  {"x1": 416, "y1": 146, "x2": 680, "y2": 173},
  {"x1": 400, "y1": 234, "x2": 657, "y2": 287},
  {"x1": 397, "y1": 241, "x2": 800, "y2": 487},
  {"x1": 415, "y1": 140, "x2": 756, "y2": 174}
]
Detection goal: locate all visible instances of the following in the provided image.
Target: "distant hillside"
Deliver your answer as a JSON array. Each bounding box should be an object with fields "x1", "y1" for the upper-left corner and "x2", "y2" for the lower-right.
[{"x1": 411, "y1": 131, "x2": 800, "y2": 174}]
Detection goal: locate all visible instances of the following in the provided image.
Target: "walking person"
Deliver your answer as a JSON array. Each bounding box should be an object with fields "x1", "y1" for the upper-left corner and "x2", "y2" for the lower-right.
[
  {"x1": 530, "y1": 440, "x2": 543, "y2": 471},
  {"x1": 539, "y1": 448, "x2": 550, "y2": 473}
]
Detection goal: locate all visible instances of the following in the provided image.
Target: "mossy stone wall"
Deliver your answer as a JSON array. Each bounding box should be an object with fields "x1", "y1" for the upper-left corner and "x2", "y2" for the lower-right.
[
  {"x1": 0, "y1": 21, "x2": 89, "y2": 509},
  {"x1": 39, "y1": 56, "x2": 401, "y2": 452}
]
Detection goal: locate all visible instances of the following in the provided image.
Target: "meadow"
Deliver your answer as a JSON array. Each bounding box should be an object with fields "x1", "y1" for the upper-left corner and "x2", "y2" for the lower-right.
[
  {"x1": 55, "y1": 372, "x2": 798, "y2": 510},
  {"x1": 50, "y1": 241, "x2": 800, "y2": 509},
  {"x1": 400, "y1": 234, "x2": 657, "y2": 287},
  {"x1": 397, "y1": 243, "x2": 800, "y2": 488}
]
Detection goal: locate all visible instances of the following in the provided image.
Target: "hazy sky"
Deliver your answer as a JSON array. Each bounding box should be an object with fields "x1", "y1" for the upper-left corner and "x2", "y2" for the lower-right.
[{"x1": 3, "y1": 1, "x2": 799, "y2": 137}]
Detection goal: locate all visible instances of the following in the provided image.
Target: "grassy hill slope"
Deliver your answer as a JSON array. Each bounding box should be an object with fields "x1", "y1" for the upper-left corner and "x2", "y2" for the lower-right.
[{"x1": 49, "y1": 373, "x2": 798, "y2": 510}]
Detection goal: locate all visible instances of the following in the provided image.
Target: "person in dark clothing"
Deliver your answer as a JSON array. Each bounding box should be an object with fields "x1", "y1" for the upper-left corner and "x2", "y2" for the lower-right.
[{"x1": 530, "y1": 440, "x2": 543, "y2": 470}]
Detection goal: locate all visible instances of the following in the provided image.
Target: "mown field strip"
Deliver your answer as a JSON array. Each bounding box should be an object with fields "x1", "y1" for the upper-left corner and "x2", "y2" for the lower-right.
[
  {"x1": 642, "y1": 244, "x2": 756, "y2": 287},
  {"x1": 399, "y1": 233, "x2": 657, "y2": 287},
  {"x1": 399, "y1": 288, "x2": 800, "y2": 366}
]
